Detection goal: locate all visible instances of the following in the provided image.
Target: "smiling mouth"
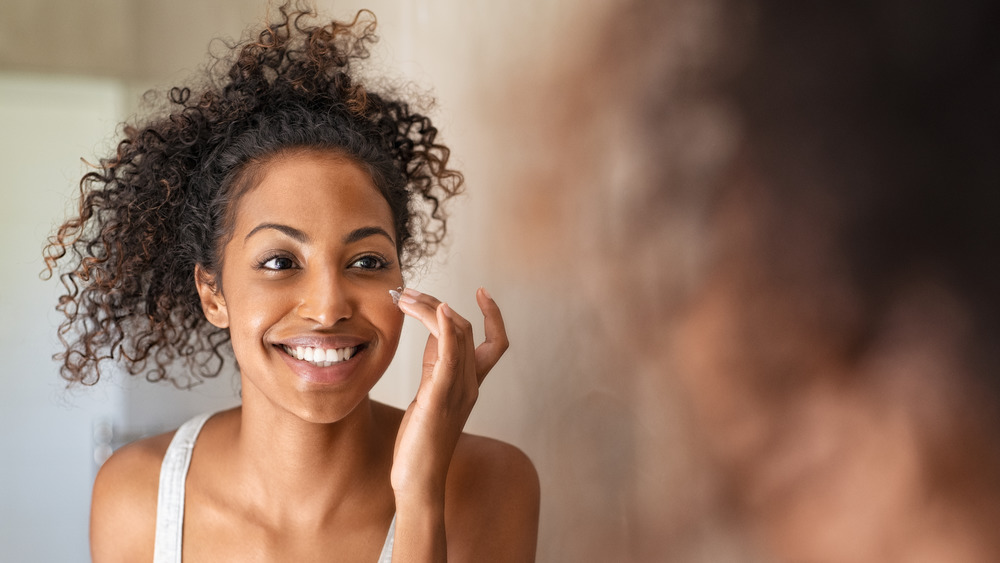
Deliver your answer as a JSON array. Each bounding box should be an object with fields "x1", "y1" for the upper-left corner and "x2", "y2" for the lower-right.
[{"x1": 281, "y1": 344, "x2": 361, "y2": 367}]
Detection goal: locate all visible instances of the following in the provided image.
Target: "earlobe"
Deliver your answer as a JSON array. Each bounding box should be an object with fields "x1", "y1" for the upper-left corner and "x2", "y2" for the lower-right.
[{"x1": 194, "y1": 264, "x2": 230, "y2": 329}]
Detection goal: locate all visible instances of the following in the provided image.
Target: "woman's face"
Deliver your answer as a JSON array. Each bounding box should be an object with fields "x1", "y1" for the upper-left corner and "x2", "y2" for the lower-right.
[{"x1": 198, "y1": 149, "x2": 404, "y2": 423}]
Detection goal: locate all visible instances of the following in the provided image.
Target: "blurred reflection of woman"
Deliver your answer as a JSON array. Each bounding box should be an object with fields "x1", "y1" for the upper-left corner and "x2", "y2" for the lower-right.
[
  {"x1": 44, "y1": 6, "x2": 538, "y2": 562},
  {"x1": 502, "y1": 0, "x2": 1000, "y2": 560}
]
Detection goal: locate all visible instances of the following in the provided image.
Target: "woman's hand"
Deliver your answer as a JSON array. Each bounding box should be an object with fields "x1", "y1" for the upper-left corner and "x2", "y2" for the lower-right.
[{"x1": 390, "y1": 287, "x2": 508, "y2": 503}]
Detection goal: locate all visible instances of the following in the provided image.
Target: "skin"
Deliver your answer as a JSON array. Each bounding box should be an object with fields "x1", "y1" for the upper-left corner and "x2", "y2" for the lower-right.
[{"x1": 90, "y1": 149, "x2": 540, "y2": 562}]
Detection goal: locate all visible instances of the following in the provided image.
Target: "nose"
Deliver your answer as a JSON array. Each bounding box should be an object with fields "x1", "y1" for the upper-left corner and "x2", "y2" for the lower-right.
[{"x1": 295, "y1": 267, "x2": 353, "y2": 327}]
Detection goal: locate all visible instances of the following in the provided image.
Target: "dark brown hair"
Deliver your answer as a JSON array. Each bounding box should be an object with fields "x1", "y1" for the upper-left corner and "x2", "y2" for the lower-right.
[{"x1": 42, "y1": 4, "x2": 463, "y2": 386}]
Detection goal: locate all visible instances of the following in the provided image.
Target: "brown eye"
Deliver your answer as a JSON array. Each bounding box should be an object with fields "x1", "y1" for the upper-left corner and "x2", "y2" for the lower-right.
[
  {"x1": 259, "y1": 255, "x2": 296, "y2": 271},
  {"x1": 351, "y1": 255, "x2": 386, "y2": 270}
]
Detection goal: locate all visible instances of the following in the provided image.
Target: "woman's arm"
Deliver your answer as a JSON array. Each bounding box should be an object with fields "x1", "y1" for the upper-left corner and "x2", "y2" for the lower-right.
[
  {"x1": 393, "y1": 436, "x2": 540, "y2": 562},
  {"x1": 90, "y1": 433, "x2": 170, "y2": 563},
  {"x1": 392, "y1": 288, "x2": 538, "y2": 561},
  {"x1": 444, "y1": 435, "x2": 540, "y2": 561}
]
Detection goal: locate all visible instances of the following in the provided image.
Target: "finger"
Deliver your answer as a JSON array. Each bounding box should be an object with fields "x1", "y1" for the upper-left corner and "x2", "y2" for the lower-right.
[
  {"x1": 474, "y1": 287, "x2": 509, "y2": 383},
  {"x1": 433, "y1": 302, "x2": 465, "y2": 387},
  {"x1": 440, "y1": 301, "x2": 477, "y2": 383},
  {"x1": 397, "y1": 288, "x2": 444, "y2": 338},
  {"x1": 420, "y1": 333, "x2": 439, "y2": 376}
]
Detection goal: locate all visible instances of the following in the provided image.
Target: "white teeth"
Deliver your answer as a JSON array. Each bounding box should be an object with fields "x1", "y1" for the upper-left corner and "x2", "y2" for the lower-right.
[{"x1": 282, "y1": 345, "x2": 358, "y2": 367}]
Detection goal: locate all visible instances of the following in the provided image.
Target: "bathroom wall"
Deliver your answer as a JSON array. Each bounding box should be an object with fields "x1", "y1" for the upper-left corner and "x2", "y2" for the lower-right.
[{"x1": 0, "y1": 73, "x2": 126, "y2": 561}]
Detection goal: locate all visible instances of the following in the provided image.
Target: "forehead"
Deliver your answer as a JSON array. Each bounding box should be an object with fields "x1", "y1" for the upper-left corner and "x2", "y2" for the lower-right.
[{"x1": 231, "y1": 149, "x2": 395, "y2": 239}]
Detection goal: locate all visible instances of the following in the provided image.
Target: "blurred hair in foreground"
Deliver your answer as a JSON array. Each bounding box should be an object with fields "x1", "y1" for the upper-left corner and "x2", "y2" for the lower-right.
[{"x1": 498, "y1": 0, "x2": 1000, "y2": 560}]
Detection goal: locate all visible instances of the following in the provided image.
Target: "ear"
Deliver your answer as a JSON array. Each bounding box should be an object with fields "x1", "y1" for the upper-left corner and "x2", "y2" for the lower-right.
[{"x1": 195, "y1": 264, "x2": 229, "y2": 329}]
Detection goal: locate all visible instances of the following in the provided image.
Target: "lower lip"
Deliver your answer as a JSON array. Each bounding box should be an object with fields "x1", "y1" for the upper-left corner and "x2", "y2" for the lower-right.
[{"x1": 276, "y1": 346, "x2": 365, "y2": 385}]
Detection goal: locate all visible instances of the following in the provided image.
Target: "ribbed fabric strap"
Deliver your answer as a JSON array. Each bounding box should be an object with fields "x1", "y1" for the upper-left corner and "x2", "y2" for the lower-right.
[
  {"x1": 152, "y1": 412, "x2": 213, "y2": 563},
  {"x1": 377, "y1": 514, "x2": 396, "y2": 562}
]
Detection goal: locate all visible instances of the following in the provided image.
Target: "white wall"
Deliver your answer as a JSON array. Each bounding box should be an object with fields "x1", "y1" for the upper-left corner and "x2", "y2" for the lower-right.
[
  {"x1": 0, "y1": 70, "x2": 253, "y2": 561},
  {"x1": 0, "y1": 74, "x2": 126, "y2": 562}
]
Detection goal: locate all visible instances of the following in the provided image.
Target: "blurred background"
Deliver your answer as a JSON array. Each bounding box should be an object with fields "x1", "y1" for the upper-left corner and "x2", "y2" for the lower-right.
[{"x1": 3, "y1": 0, "x2": 999, "y2": 561}]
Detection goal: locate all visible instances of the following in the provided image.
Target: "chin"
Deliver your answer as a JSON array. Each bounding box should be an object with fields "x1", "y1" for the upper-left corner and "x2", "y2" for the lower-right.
[{"x1": 284, "y1": 391, "x2": 375, "y2": 425}]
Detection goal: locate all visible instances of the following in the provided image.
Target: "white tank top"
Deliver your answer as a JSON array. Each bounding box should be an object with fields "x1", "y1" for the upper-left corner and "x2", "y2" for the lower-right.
[{"x1": 152, "y1": 413, "x2": 395, "y2": 562}]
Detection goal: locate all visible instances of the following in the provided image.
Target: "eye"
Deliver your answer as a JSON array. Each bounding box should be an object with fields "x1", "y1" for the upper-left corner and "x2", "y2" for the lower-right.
[
  {"x1": 351, "y1": 255, "x2": 388, "y2": 270},
  {"x1": 257, "y1": 254, "x2": 297, "y2": 271}
]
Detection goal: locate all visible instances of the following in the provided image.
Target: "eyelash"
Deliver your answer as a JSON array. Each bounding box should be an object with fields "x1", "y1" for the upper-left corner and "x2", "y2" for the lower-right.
[
  {"x1": 351, "y1": 254, "x2": 391, "y2": 271},
  {"x1": 254, "y1": 252, "x2": 297, "y2": 271},
  {"x1": 252, "y1": 253, "x2": 393, "y2": 272}
]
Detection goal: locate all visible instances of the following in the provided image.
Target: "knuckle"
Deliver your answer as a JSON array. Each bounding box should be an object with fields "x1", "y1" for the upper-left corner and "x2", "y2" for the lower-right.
[{"x1": 453, "y1": 318, "x2": 472, "y2": 335}]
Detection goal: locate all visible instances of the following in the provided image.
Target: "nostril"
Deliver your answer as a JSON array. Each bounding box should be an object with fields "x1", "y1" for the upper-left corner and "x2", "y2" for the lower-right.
[{"x1": 296, "y1": 280, "x2": 354, "y2": 325}]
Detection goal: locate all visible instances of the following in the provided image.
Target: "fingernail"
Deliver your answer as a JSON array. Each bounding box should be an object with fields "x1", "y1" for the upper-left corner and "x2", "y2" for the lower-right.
[
  {"x1": 440, "y1": 302, "x2": 454, "y2": 317},
  {"x1": 389, "y1": 287, "x2": 403, "y2": 305},
  {"x1": 403, "y1": 287, "x2": 422, "y2": 298},
  {"x1": 480, "y1": 286, "x2": 493, "y2": 300}
]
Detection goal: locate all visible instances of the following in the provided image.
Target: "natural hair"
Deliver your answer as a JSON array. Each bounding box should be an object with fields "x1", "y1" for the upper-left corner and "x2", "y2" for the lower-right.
[{"x1": 42, "y1": 4, "x2": 463, "y2": 387}]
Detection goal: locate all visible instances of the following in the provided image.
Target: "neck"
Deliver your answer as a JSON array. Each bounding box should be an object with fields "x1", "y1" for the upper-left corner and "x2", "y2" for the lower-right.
[{"x1": 227, "y1": 391, "x2": 394, "y2": 526}]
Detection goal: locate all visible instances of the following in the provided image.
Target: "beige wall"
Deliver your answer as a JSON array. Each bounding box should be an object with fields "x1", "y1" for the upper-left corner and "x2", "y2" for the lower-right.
[{"x1": 0, "y1": 0, "x2": 259, "y2": 79}]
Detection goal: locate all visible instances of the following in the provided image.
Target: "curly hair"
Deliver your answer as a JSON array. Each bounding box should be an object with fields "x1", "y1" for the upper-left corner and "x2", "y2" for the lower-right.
[{"x1": 42, "y1": 4, "x2": 464, "y2": 387}]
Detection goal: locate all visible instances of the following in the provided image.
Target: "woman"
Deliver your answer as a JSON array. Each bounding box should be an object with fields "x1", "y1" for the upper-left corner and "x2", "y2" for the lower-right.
[{"x1": 44, "y1": 6, "x2": 539, "y2": 562}]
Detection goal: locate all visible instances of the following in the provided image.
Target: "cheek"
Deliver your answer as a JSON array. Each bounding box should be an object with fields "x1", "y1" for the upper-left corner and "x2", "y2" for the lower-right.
[
  {"x1": 226, "y1": 303, "x2": 271, "y2": 360},
  {"x1": 367, "y1": 290, "x2": 405, "y2": 340},
  {"x1": 222, "y1": 281, "x2": 290, "y2": 346}
]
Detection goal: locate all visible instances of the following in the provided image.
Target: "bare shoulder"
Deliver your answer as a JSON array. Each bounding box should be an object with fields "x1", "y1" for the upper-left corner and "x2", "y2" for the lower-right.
[
  {"x1": 446, "y1": 433, "x2": 541, "y2": 561},
  {"x1": 369, "y1": 401, "x2": 540, "y2": 560},
  {"x1": 90, "y1": 430, "x2": 174, "y2": 563},
  {"x1": 449, "y1": 433, "x2": 540, "y2": 500}
]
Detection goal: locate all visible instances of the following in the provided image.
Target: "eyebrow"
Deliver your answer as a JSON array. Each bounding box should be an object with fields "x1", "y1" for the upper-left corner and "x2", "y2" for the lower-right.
[
  {"x1": 344, "y1": 226, "x2": 395, "y2": 246},
  {"x1": 243, "y1": 223, "x2": 395, "y2": 246},
  {"x1": 244, "y1": 223, "x2": 308, "y2": 244},
  {"x1": 243, "y1": 223, "x2": 309, "y2": 243}
]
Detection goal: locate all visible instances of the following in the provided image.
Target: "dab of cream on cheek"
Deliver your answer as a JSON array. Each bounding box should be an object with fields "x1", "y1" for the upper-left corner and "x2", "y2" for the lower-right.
[{"x1": 389, "y1": 286, "x2": 404, "y2": 305}]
